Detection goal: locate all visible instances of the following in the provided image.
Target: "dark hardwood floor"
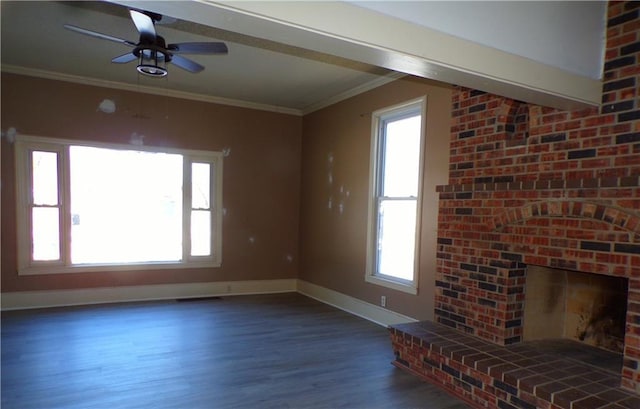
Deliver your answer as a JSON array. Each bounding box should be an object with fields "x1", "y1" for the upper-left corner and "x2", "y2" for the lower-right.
[{"x1": 1, "y1": 292, "x2": 469, "y2": 409}]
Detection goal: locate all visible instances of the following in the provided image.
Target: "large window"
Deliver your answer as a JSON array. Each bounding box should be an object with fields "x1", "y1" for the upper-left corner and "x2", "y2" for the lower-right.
[
  {"x1": 16, "y1": 135, "x2": 223, "y2": 275},
  {"x1": 366, "y1": 97, "x2": 426, "y2": 294}
]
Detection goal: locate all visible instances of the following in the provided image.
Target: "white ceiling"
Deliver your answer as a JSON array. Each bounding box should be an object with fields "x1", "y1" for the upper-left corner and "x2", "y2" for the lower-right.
[
  {"x1": 1, "y1": 1, "x2": 606, "y2": 115},
  {"x1": 1, "y1": 1, "x2": 398, "y2": 115}
]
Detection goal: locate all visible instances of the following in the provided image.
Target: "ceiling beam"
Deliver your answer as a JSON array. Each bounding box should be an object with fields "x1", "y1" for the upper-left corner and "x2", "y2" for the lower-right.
[{"x1": 112, "y1": 0, "x2": 602, "y2": 111}]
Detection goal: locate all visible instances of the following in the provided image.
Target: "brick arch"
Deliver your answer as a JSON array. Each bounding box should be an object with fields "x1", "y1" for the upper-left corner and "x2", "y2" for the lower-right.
[{"x1": 490, "y1": 200, "x2": 640, "y2": 238}]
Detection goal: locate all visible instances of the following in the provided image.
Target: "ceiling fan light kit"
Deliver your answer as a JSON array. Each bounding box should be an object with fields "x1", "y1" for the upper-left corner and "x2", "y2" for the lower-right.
[
  {"x1": 137, "y1": 61, "x2": 167, "y2": 77},
  {"x1": 64, "y1": 8, "x2": 228, "y2": 78},
  {"x1": 135, "y1": 48, "x2": 168, "y2": 77}
]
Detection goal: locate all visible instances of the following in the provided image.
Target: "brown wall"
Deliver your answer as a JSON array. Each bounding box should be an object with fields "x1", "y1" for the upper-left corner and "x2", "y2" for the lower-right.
[
  {"x1": 1, "y1": 73, "x2": 302, "y2": 292},
  {"x1": 1, "y1": 72, "x2": 452, "y2": 322},
  {"x1": 299, "y1": 76, "x2": 452, "y2": 320}
]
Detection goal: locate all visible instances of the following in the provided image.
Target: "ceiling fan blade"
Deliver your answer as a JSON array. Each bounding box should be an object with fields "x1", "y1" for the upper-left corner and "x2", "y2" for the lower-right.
[
  {"x1": 112, "y1": 53, "x2": 138, "y2": 64},
  {"x1": 64, "y1": 24, "x2": 135, "y2": 46},
  {"x1": 129, "y1": 9, "x2": 156, "y2": 42},
  {"x1": 168, "y1": 42, "x2": 228, "y2": 55},
  {"x1": 170, "y1": 54, "x2": 204, "y2": 73}
]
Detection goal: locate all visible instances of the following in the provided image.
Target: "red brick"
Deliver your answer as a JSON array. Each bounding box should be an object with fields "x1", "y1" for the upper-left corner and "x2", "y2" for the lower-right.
[
  {"x1": 438, "y1": 3, "x2": 640, "y2": 391},
  {"x1": 607, "y1": 32, "x2": 637, "y2": 48},
  {"x1": 623, "y1": 19, "x2": 640, "y2": 33}
]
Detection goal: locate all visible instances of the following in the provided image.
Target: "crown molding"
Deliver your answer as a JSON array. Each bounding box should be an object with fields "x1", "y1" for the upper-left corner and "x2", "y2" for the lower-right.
[
  {"x1": 301, "y1": 71, "x2": 406, "y2": 115},
  {"x1": 1, "y1": 64, "x2": 303, "y2": 116},
  {"x1": 2, "y1": 64, "x2": 404, "y2": 117}
]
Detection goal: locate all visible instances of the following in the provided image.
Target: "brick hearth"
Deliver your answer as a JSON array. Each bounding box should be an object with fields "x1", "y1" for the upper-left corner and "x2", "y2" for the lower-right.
[
  {"x1": 389, "y1": 0, "x2": 640, "y2": 401},
  {"x1": 389, "y1": 321, "x2": 640, "y2": 409}
]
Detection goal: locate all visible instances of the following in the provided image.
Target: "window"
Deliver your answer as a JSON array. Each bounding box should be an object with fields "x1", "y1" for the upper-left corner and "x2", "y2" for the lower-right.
[
  {"x1": 365, "y1": 97, "x2": 426, "y2": 294},
  {"x1": 16, "y1": 135, "x2": 223, "y2": 275}
]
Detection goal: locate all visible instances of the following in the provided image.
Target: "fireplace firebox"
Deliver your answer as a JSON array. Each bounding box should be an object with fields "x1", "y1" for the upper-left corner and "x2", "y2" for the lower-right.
[{"x1": 524, "y1": 266, "x2": 628, "y2": 354}]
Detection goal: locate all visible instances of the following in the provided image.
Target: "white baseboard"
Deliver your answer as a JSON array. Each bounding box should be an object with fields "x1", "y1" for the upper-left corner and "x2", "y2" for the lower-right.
[
  {"x1": 296, "y1": 280, "x2": 417, "y2": 327},
  {"x1": 1, "y1": 279, "x2": 297, "y2": 310},
  {"x1": 1, "y1": 279, "x2": 418, "y2": 328}
]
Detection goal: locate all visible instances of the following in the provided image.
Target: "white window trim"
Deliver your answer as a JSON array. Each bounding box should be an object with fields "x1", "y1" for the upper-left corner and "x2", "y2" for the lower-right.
[
  {"x1": 15, "y1": 134, "x2": 223, "y2": 275},
  {"x1": 365, "y1": 96, "x2": 427, "y2": 295}
]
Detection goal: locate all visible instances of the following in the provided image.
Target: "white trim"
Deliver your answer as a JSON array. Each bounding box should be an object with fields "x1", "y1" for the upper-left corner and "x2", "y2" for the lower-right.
[
  {"x1": 364, "y1": 275, "x2": 418, "y2": 295},
  {"x1": 296, "y1": 280, "x2": 417, "y2": 327},
  {"x1": 1, "y1": 65, "x2": 301, "y2": 116},
  {"x1": 0, "y1": 279, "x2": 418, "y2": 327},
  {"x1": 365, "y1": 96, "x2": 425, "y2": 295},
  {"x1": 1, "y1": 65, "x2": 405, "y2": 117},
  {"x1": 14, "y1": 134, "x2": 223, "y2": 157},
  {"x1": 301, "y1": 72, "x2": 406, "y2": 115},
  {"x1": 0, "y1": 279, "x2": 297, "y2": 310},
  {"x1": 15, "y1": 134, "x2": 223, "y2": 275},
  {"x1": 131, "y1": 0, "x2": 600, "y2": 110}
]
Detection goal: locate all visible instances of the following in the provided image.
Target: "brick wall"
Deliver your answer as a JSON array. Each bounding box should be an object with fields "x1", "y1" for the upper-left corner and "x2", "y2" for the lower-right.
[{"x1": 435, "y1": 1, "x2": 640, "y2": 392}]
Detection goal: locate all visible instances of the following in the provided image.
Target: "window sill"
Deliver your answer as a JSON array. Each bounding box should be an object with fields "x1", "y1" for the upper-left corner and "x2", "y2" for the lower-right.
[
  {"x1": 365, "y1": 274, "x2": 418, "y2": 295},
  {"x1": 18, "y1": 260, "x2": 221, "y2": 276}
]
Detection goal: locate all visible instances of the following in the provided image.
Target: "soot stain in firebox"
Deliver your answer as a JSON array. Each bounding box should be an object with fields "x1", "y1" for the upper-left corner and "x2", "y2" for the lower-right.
[{"x1": 578, "y1": 277, "x2": 628, "y2": 353}]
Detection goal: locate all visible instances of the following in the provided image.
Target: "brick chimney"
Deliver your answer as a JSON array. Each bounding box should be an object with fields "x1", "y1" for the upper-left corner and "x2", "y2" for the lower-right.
[{"x1": 435, "y1": 1, "x2": 640, "y2": 392}]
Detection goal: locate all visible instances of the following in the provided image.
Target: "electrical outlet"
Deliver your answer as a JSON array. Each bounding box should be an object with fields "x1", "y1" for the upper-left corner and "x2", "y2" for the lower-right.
[{"x1": 380, "y1": 295, "x2": 386, "y2": 307}]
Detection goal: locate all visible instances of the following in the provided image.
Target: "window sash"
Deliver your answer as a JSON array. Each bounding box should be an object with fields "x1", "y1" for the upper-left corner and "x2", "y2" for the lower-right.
[
  {"x1": 15, "y1": 135, "x2": 223, "y2": 275},
  {"x1": 375, "y1": 197, "x2": 418, "y2": 282},
  {"x1": 365, "y1": 97, "x2": 426, "y2": 294}
]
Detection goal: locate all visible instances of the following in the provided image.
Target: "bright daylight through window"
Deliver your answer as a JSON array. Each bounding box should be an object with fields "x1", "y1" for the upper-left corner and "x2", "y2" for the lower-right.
[
  {"x1": 366, "y1": 97, "x2": 425, "y2": 294},
  {"x1": 16, "y1": 136, "x2": 223, "y2": 275}
]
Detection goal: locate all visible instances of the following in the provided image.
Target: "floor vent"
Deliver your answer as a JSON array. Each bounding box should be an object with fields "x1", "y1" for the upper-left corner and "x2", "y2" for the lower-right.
[{"x1": 175, "y1": 296, "x2": 222, "y2": 302}]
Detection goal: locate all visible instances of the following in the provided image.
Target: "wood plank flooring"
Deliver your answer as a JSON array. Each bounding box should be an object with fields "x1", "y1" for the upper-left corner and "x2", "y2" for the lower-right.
[{"x1": 1, "y1": 292, "x2": 469, "y2": 409}]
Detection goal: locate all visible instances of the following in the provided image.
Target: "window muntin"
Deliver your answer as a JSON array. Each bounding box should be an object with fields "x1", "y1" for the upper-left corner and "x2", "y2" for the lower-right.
[
  {"x1": 16, "y1": 135, "x2": 223, "y2": 275},
  {"x1": 366, "y1": 97, "x2": 426, "y2": 294}
]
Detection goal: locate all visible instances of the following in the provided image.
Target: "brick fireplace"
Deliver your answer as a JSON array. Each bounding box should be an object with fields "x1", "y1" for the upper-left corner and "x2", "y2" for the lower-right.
[{"x1": 389, "y1": 1, "x2": 640, "y2": 407}]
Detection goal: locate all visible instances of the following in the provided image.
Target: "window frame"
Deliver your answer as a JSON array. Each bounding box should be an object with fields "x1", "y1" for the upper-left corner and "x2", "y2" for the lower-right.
[
  {"x1": 365, "y1": 96, "x2": 427, "y2": 295},
  {"x1": 15, "y1": 134, "x2": 223, "y2": 275}
]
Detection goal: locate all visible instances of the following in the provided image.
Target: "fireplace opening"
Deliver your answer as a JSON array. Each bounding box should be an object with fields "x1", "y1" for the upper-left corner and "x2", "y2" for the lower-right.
[{"x1": 523, "y1": 265, "x2": 628, "y2": 354}]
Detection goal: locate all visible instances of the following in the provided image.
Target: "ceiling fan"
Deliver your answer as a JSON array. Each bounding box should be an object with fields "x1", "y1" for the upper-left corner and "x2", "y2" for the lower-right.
[{"x1": 64, "y1": 9, "x2": 228, "y2": 77}]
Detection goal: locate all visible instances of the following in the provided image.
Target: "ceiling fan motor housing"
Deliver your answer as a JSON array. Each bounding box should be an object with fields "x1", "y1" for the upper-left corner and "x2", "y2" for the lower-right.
[{"x1": 134, "y1": 35, "x2": 170, "y2": 77}]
